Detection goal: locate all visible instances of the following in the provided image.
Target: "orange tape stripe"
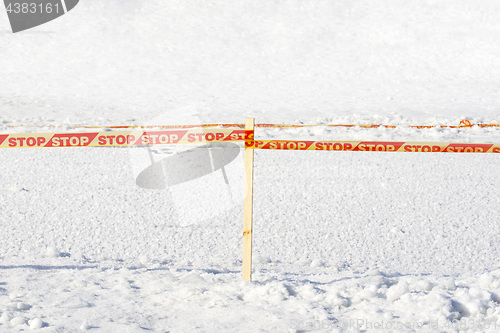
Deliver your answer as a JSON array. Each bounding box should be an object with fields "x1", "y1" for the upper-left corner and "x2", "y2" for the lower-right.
[
  {"x1": 256, "y1": 122, "x2": 500, "y2": 129},
  {"x1": 3, "y1": 120, "x2": 500, "y2": 130},
  {"x1": 252, "y1": 140, "x2": 500, "y2": 153},
  {"x1": 0, "y1": 129, "x2": 249, "y2": 148}
]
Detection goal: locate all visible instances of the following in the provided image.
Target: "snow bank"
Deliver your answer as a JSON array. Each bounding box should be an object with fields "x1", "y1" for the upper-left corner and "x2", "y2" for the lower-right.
[{"x1": 2, "y1": 261, "x2": 500, "y2": 331}]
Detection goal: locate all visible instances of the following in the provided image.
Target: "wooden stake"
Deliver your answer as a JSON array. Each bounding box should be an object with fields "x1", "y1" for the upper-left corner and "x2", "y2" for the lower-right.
[{"x1": 242, "y1": 118, "x2": 255, "y2": 281}]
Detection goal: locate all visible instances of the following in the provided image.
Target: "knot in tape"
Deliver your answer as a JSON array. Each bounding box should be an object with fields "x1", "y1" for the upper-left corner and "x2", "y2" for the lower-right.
[{"x1": 458, "y1": 119, "x2": 473, "y2": 128}]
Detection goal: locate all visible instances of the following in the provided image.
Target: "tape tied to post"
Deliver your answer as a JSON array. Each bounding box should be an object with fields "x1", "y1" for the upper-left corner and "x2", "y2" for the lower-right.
[{"x1": 2, "y1": 127, "x2": 500, "y2": 153}]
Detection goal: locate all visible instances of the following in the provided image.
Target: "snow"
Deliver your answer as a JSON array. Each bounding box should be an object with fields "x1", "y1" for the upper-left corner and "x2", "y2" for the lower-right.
[{"x1": 2, "y1": 0, "x2": 500, "y2": 332}]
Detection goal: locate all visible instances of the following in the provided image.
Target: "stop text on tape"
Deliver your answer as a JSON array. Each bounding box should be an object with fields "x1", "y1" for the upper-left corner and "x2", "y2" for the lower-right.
[
  {"x1": 2, "y1": 130, "x2": 500, "y2": 153},
  {"x1": 252, "y1": 140, "x2": 500, "y2": 153},
  {"x1": 0, "y1": 129, "x2": 252, "y2": 148}
]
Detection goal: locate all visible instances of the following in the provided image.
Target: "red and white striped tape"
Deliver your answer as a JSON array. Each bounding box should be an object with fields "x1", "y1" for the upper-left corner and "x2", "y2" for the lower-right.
[
  {"x1": 2, "y1": 126, "x2": 500, "y2": 154},
  {"x1": 0, "y1": 129, "x2": 251, "y2": 148},
  {"x1": 252, "y1": 140, "x2": 500, "y2": 153}
]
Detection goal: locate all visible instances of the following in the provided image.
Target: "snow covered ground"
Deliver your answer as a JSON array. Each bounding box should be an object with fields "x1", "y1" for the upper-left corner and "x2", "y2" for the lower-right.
[{"x1": 2, "y1": 0, "x2": 500, "y2": 332}]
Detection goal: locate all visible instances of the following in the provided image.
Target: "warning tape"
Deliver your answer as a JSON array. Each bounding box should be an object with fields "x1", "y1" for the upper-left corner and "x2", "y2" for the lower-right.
[
  {"x1": 1, "y1": 125, "x2": 499, "y2": 154},
  {"x1": 3, "y1": 119, "x2": 500, "y2": 130},
  {"x1": 252, "y1": 140, "x2": 500, "y2": 153},
  {"x1": 255, "y1": 120, "x2": 500, "y2": 129},
  {"x1": 0, "y1": 129, "x2": 251, "y2": 148}
]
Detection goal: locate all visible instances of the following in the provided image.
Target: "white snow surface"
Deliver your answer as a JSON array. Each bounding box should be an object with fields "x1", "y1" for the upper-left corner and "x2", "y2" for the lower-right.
[{"x1": 2, "y1": 1, "x2": 500, "y2": 332}]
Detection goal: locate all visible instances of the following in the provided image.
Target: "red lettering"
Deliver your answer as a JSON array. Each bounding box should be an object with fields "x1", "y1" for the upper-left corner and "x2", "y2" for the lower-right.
[
  {"x1": 116, "y1": 135, "x2": 126, "y2": 145},
  {"x1": 27, "y1": 137, "x2": 36, "y2": 146},
  {"x1": 245, "y1": 131, "x2": 254, "y2": 140},
  {"x1": 205, "y1": 133, "x2": 215, "y2": 141},
  {"x1": 8, "y1": 136, "x2": 49, "y2": 147},
  {"x1": 195, "y1": 133, "x2": 204, "y2": 142}
]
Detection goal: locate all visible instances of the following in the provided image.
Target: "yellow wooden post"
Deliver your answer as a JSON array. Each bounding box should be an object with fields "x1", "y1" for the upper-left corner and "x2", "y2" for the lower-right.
[{"x1": 242, "y1": 118, "x2": 255, "y2": 281}]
